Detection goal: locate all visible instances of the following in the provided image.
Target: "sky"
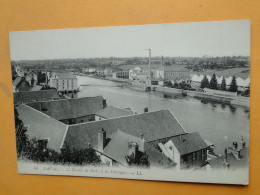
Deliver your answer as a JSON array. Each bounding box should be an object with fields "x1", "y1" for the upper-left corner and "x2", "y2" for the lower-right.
[{"x1": 9, "y1": 20, "x2": 250, "y2": 60}]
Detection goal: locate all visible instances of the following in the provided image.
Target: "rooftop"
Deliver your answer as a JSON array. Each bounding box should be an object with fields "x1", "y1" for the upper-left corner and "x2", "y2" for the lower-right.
[
  {"x1": 159, "y1": 65, "x2": 190, "y2": 72},
  {"x1": 12, "y1": 77, "x2": 22, "y2": 87},
  {"x1": 16, "y1": 104, "x2": 67, "y2": 152},
  {"x1": 170, "y1": 132, "x2": 209, "y2": 155},
  {"x1": 95, "y1": 106, "x2": 134, "y2": 119},
  {"x1": 63, "y1": 110, "x2": 187, "y2": 150},
  {"x1": 26, "y1": 96, "x2": 105, "y2": 121},
  {"x1": 94, "y1": 130, "x2": 171, "y2": 167},
  {"x1": 13, "y1": 89, "x2": 60, "y2": 105}
]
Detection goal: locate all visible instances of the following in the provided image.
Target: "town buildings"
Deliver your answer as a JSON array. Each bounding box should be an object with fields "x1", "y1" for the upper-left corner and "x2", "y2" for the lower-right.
[
  {"x1": 191, "y1": 74, "x2": 250, "y2": 92},
  {"x1": 13, "y1": 89, "x2": 60, "y2": 105},
  {"x1": 49, "y1": 72, "x2": 78, "y2": 92},
  {"x1": 112, "y1": 71, "x2": 130, "y2": 79},
  {"x1": 159, "y1": 132, "x2": 209, "y2": 169},
  {"x1": 27, "y1": 96, "x2": 106, "y2": 124},
  {"x1": 154, "y1": 65, "x2": 191, "y2": 84}
]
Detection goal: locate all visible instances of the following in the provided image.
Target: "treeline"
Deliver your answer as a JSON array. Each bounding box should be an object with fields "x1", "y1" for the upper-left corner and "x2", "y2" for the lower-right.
[{"x1": 200, "y1": 73, "x2": 237, "y2": 92}]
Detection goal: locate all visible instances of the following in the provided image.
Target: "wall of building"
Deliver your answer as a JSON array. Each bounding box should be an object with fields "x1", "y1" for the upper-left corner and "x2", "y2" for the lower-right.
[
  {"x1": 60, "y1": 114, "x2": 95, "y2": 125},
  {"x1": 50, "y1": 78, "x2": 78, "y2": 92},
  {"x1": 180, "y1": 148, "x2": 208, "y2": 169}
]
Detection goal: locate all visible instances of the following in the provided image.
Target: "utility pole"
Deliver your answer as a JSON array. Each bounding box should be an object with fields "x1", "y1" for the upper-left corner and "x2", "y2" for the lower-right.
[{"x1": 148, "y1": 49, "x2": 151, "y2": 81}]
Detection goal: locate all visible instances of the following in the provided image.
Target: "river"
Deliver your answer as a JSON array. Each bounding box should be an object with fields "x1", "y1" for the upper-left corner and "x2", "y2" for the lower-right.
[{"x1": 77, "y1": 76, "x2": 249, "y2": 155}]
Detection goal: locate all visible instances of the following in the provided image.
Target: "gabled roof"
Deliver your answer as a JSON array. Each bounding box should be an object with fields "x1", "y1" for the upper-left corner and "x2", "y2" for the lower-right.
[
  {"x1": 94, "y1": 131, "x2": 171, "y2": 167},
  {"x1": 170, "y1": 132, "x2": 208, "y2": 155},
  {"x1": 94, "y1": 131, "x2": 144, "y2": 166},
  {"x1": 53, "y1": 72, "x2": 76, "y2": 79},
  {"x1": 95, "y1": 106, "x2": 134, "y2": 119},
  {"x1": 63, "y1": 110, "x2": 187, "y2": 150},
  {"x1": 16, "y1": 104, "x2": 68, "y2": 152},
  {"x1": 159, "y1": 65, "x2": 190, "y2": 72},
  {"x1": 27, "y1": 96, "x2": 105, "y2": 121},
  {"x1": 12, "y1": 77, "x2": 22, "y2": 87},
  {"x1": 13, "y1": 89, "x2": 60, "y2": 105}
]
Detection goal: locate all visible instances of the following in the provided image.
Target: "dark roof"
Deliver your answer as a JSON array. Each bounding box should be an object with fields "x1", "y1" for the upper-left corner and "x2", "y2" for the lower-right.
[
  {"x1": 16, "y1": 104, "x2": 68, "y2": 152},
  {"x1": 26, "y1": 96, "x2": 105, "y2": 121},
  {"x1": 55, "y1": 72, "x2": 76, "y2": 79},
  {"x1": 95, "y1": 106, "x2": 134, "y2": 119},
  {"x1": 209, "y1": 147, "x2": 249, "y2": 170},
  {"x1": 170, "y1": 132, "x2": 208, "y2": 155},
  {"x1": 145, "y1": 143, "x2": 173, "y2": 168},
  {"x1": 94, "y1": 131, "x2": 171, "y2": 167},
  {"x1": 13, "y1": 89, "x2": 59, "y2": 105},
  {"x1": 159, "y1": 65, "x2": 190, "y2": 72},
  {"x1": 94, "y1": 131, "x2": 144, "y2": 166},
  {"x1": 12, "y1": 77, "x2": 22, "y2": 87},
  {"x1": 63, "y1": 110, "x2": 186, "y2": 150}
]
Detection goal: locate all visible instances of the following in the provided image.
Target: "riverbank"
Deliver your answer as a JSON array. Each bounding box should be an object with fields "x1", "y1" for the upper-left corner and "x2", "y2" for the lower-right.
[{"x1": 75, "y1": 74, "x2": 250, "y2": 109}]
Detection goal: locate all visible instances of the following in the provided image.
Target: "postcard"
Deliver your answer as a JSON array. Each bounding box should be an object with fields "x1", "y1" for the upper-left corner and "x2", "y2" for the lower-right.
[{"x1": 10, "y1": 20, "x2": 250, "y2": 185}]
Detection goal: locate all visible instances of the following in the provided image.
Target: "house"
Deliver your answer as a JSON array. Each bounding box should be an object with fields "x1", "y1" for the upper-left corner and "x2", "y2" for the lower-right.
[
  {"x1": 112, "y1": 71, "x2": 129, "y2": 79},
  {"x1": 13, "y1": 89, "x2": 60, "y2": 105},
  {"x1": 94, "y1": 130, "x2": 171, "y2": 168},
  {"x1": 12, "y1": 77, "x2": 32, "y2": 92},
  {"x1": 16, "y1": 104, "x2": 68, "y2": 152},
  {"x1": 62, "y1": 110, "x2": 187, "y2": 152},
  {"x1": 154, "y1": 65, "x2": 190, "y2": 82},
  {"x1": 27, "y1": 96, "x2": 107, "y2": 124},
  {"x1": 25, "y1": 71, "x2": 38, "y2": 86},
  {"x1": 49, "y1": 72, "x2": 78, "y2": 92},
  {"x1": 95, "y1": 106, "x2": 134, "y2": 121},
  {"x1": 104, "y1": 68, "x2": 113, "y2": 77},
  {"x1": 159, "y1": 132, "x2": 209, "y2": 169}
]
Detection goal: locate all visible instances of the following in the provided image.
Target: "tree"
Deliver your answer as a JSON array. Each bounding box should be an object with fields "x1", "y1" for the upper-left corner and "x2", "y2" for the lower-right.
[
  {"x1": 229, "y1": 76, "x2": 238, "y2": 92},
  {"x1": 221, "y1": 77, "x2": 226, "y2": 91},
  {"x1": 125, "y1": 152, "x2": 150, "y2": 168},
  {"x1": 209, "y1": 73, "x2": 218, "y2": 89},
  {"x1": 200, "y1": 76, "x2": 209, "y2": 88}
]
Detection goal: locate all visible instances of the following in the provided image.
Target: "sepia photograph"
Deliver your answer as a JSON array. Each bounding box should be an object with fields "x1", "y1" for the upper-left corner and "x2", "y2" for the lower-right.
[{"x1": 10, "y1": 20, "x2": 250, "y2": 185}]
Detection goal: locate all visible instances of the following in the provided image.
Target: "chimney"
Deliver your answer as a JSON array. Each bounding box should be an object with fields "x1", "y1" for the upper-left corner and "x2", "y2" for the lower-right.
[
  {"x1": 139, "y1": 133, "x2": 145, "y2": 152},
  {"x1": 98, "y1": 128, "x2": 106, "y2": 152},
  {"x1": 144, "y1": 107, "x2": 148, "y2": 113},
  {"x1": 161, "y1": 56, "x2": 164, "y2": 68},
  {"x1": 233, "y1": 142, "x2": 238, "y2": 150},
  {"x1": 103, "y1": 99, "x2": 107, "y2": 108},
  {"x1": 128, "y1": 142, "x2": 139, "y2": 159}
]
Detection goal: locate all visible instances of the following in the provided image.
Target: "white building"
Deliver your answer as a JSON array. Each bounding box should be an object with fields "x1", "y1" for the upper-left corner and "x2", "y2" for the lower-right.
[{"x1": 49, "y1": 72, "x2": 78, "y2": 92}]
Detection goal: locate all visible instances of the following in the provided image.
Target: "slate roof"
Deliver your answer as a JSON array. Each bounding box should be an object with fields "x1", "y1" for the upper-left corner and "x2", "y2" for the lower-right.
[
  {"x1": 16, "y1": 104, "x2": 68, "y2": 152},
  {"x1": 159, "y1": 65, "x2": 190, "y2": 72},
  {"x1": 54, "y1": 72, "x2": 76, "y2": 79},
  {"x1": 13, "y1": 89, "x2": 60, "y2": 105},
  {"x1": 63, "y1": 110, "x2": 187, "y2": 150},
  {"x1": 95, "y1": 106, "x2": 134, "y2": 119},
  {"x1": 170, "y1": 132, "x2": 209, "y2": 155},
  {"x1": 94, "y1": 131, "x2": 144, "y2": 166},
  {"x1": 94, "y1": 131, "x2": 171, "y2": 167},
  {"x1": 26, "y1": 96, "x2": 105, "y2": 121}
]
